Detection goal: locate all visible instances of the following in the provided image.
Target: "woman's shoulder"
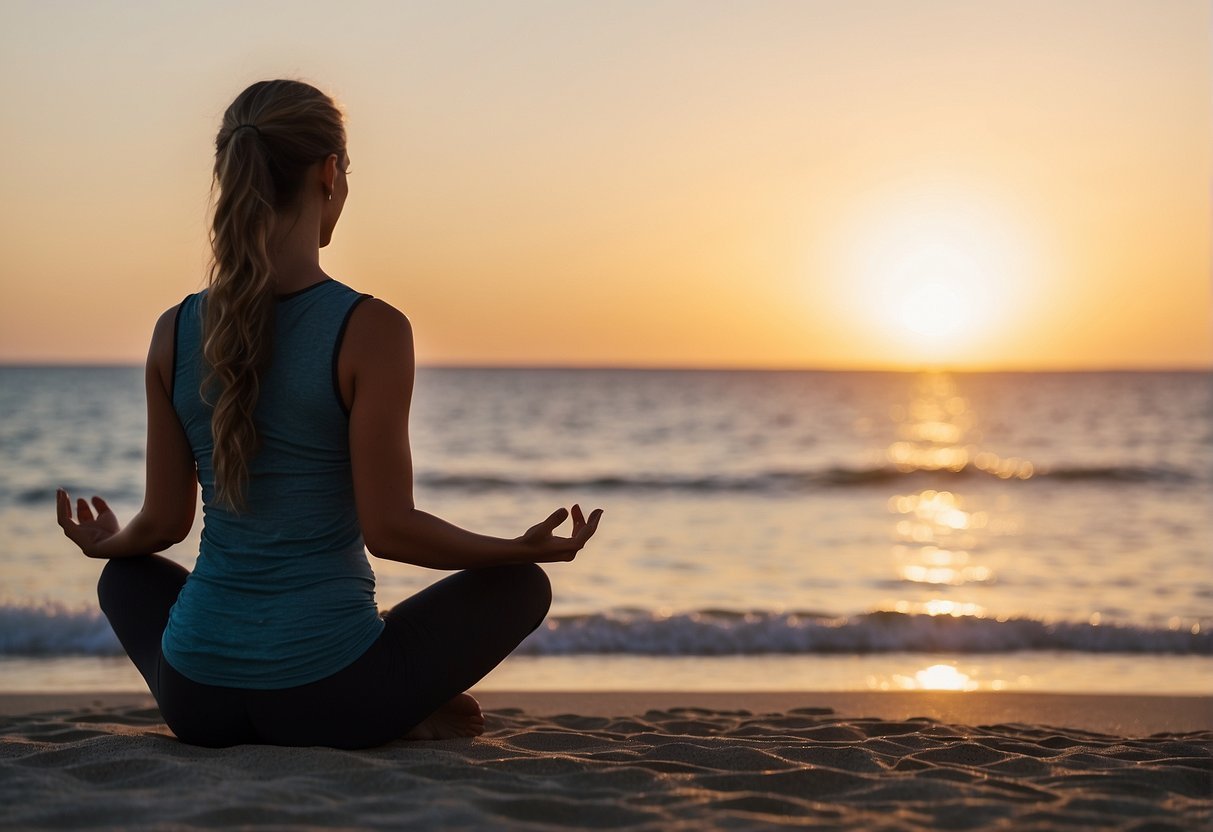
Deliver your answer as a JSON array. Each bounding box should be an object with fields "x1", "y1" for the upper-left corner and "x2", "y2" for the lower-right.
[
  {"x1": 342, "y1": 296, "x2": 414, "y2": 362},
  {"x1": 335, "y1": 295, "x2": 415, "y2": 404},
  {"x1": 149, "y1": 291, "x2": 202, "y2": 352},
  {"x1": 151, "y1": 299, "x2": 187, "y2": 351},
  {"x1": 153, "y1": 290, "x2": 207, "y2": 337},
  {"x1": 347, "y1": 296, "x2": 412, "y2": 335},
  {"x1": 148, "y1": 299, "x2": 188, "y2": 394}
]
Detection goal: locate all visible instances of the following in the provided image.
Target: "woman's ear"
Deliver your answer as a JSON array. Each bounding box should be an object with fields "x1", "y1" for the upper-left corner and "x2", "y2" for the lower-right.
[{"x1": 320, "y1": 153, "x2": 339, "y2": 199}]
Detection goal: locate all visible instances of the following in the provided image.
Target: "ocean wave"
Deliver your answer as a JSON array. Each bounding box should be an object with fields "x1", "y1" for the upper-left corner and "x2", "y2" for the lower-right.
[
  {"x1": 4, "y1": 464, "x2": 1194, "y2": 506},
  {"x1": 415, "y1": 464, "x2": 1197, "y2": 494},
  {"x1": 517, "y1": 610, "x2": 1211, "y2": 656},
  {"x1": 2, "y1": 603, "x2": 1207, "y2": 658},
  {"x1": 1040, "y1": 465, "x2": 1195, "y2": 483},
  {"x1": 8, "y1": 486, "x2": 137, "y2": 507},
  {"x1": 0, "y1": 601, "x2": 121, "y2": 656}
]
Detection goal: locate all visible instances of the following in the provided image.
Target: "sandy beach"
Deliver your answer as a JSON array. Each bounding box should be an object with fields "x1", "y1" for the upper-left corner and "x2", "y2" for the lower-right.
[{"x1": 2, "y1": 692, "x2": 1209, "y2": 830}]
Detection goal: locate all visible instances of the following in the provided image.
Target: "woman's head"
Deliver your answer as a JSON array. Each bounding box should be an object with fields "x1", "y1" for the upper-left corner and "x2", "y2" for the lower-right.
[
  {"x1": 214, "y1": 79, "x2": 348, "y2": 245},
  {"x1": 205, "y1": 80, "x2": 346, "y2": 511}
]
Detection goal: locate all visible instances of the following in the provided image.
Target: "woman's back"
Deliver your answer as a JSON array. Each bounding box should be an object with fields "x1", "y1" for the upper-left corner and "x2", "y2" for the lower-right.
[
  {"x1": 161, "y1": 279, "x2": 384, "y2": 688},
  {"x1": 58, "y1": 78, "x2": 601, "y2": 747}
]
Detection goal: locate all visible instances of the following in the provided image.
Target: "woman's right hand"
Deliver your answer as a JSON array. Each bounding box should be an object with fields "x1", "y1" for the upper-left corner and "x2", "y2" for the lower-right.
[
  {"x1": 518, "y1": 504, "x2": 603, "y2": 563},
  {"x1": 57, "y1": 489, "x2": 122, "y2": 558}
]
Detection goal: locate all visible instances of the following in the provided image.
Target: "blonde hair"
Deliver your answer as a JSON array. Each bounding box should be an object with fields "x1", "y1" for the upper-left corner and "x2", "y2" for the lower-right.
[{"x1": 205, "y1": 80, "x2": 345, "y2": 510}]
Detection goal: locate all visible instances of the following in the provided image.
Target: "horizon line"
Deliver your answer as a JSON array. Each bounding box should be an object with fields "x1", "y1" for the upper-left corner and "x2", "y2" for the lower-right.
[{"x1": 2, "y1": 361, "x2": 1210, "y2": 374}]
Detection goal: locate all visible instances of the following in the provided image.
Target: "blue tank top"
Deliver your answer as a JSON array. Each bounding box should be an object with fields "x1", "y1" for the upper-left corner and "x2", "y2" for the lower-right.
[{"x1": 161, "y1": 279, "x2": 385, "y2": 689}]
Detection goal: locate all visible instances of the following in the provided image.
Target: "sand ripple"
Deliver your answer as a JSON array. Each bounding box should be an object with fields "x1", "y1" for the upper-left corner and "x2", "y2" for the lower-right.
[{"x1": 1, "y1": 705, "x2": 1209, "y2": 830}]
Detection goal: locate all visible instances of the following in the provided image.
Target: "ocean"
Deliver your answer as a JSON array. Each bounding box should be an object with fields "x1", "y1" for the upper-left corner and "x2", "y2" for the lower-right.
[{"x1": 1, "y1": 366, "x2": 1210, "y2": 694}]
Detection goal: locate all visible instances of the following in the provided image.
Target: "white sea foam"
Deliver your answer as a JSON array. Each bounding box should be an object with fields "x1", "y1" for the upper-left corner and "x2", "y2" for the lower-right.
[{"x1": 0, "y1": 601, "x2": 121, "y2": 656}]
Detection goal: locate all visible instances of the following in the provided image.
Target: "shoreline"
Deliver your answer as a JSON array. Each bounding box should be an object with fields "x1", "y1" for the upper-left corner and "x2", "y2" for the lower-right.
[{"x1": 4, "y1": 689, "x2": 1210, "y2": 735}]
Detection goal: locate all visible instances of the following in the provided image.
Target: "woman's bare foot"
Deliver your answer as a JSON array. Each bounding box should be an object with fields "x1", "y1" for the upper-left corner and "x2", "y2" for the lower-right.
[{"x1": 404, "y1": 693, "x2": 485, "y2": 741}]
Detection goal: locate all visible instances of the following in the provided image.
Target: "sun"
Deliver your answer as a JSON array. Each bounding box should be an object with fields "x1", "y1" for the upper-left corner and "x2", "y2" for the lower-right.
[
  {"x1": 901, "y1": 284, "x2": 964, "y2": 337},
  {"x1": 886, "y1": 244, "x2": 987, "y2": 342},
  {"x1": 829, "y1": 189, "x2": 1032, "y2": 366}
]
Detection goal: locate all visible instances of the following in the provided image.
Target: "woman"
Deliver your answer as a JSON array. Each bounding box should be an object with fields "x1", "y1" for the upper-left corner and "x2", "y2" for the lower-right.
[{"x1": 55, "y1": 79, "x2": 603, "y2": 749}]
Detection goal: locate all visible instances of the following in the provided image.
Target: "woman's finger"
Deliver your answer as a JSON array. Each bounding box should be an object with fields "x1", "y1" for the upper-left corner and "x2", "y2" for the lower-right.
[
  {"x1": 76, "y1": 497, "x2": 95, "y2": 524},
  {"x1": 571, "y1": 504, "x2": 585, "y2": 527},
  {"x1": 574, "y1": 508, "x2": 604, "y2": 545},
  {"x1": 56, "y1": 489, "x2": 73, "y2": 528},
  {"x1": 540, "y1": 507, "x2": 569, "y2": 533},
  {"x1": 92, "y1": 496, "x2": 111, "y2": 515}
]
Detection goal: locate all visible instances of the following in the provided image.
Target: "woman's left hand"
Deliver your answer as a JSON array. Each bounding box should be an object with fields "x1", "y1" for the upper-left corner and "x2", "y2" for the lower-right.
[
  {"x1": 517, "y1": 504, "x2": 604, "y2": 563},
  {"x1": 56, "y1": 489, "x2": 121, "y2": 558}
]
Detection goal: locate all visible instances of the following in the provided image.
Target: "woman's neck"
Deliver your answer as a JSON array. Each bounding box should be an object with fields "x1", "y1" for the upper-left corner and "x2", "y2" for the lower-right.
[
  {"x1": 270, "y1": 254, "x2": 328, "y2": 296},
  {"x1": 268, "y1": 205, "x2": 327, "y2": 295}
]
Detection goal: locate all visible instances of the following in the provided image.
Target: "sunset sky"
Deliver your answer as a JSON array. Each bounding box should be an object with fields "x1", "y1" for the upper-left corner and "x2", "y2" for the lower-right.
[{"x1": 1, "y1": 0, "x2": 1209, "y2": 370}]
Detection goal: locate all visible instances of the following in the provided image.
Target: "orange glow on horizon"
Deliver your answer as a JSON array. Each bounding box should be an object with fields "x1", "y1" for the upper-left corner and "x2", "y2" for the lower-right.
[{"x1": 1, "y1": 2, "x2": 1208, "y2": 370}]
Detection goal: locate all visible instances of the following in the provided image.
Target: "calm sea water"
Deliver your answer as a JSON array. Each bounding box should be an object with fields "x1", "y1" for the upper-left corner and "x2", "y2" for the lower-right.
[{"x1": 1, "y1": 367, "x2": 1210, "y2": 693}]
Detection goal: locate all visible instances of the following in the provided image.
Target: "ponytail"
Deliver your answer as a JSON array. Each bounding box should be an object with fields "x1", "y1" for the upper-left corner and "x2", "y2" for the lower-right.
[{"x1": 204, "y1": 80, "x2": 345, "y2": 510}]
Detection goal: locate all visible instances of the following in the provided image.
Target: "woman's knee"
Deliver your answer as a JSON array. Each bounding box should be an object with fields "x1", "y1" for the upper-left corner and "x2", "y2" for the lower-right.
[
  {"x1": 96, "y1": 555, "x2": 188, "y2": 614},
  {"x1": 470, "y1": 562, "x2": 552, "y2": 626},
  {"x1": 96, "y1": 557, "x2": 136, "y2": 612},
  {"x1": 505, "y1": 562, "x2": 552, "y2": 624}
]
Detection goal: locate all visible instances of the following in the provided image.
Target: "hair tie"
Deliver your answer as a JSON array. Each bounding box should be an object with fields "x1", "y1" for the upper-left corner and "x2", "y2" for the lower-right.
[{"x1": 233, "y1": 123, "x2": 262, "y2": 137}]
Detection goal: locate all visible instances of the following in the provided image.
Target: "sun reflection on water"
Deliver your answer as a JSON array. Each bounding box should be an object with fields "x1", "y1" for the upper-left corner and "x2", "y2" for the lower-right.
[
  {"x1": 865, "y1": 375, "x2": 1047, "y2": 693},
  {"x1": 897, "y1": 561, "x2": 993, "y2": 586},
  {"x1": 893, "y1": 599, "x2": 987, "y2": 617},
  {"x1": 882, "y1": 374, "x2": 1022, "y2": 593},
  {"x1": 893, "y1": 663, "x2": 979, "y2": 691},
  {"x1": 866, "y1": 659, "x2": 1031, "y2": 692},
  {"x1": 873, "y1": 372, "x2": 1038, "y2": 692}
]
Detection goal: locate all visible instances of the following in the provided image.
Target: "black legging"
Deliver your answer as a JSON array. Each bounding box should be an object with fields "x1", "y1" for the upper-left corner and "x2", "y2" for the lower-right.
[{"x1": 97, "y1": 554, "x2": 551, "y2": 749}]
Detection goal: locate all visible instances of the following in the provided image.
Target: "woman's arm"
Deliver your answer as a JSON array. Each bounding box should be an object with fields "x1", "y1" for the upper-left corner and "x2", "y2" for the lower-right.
[
  {"x1": 57, "y1": 305, "x2": 198, "y2": 558},
  {"x1": 339, "y1": 299, "x2": 602, "y2": 569}
]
